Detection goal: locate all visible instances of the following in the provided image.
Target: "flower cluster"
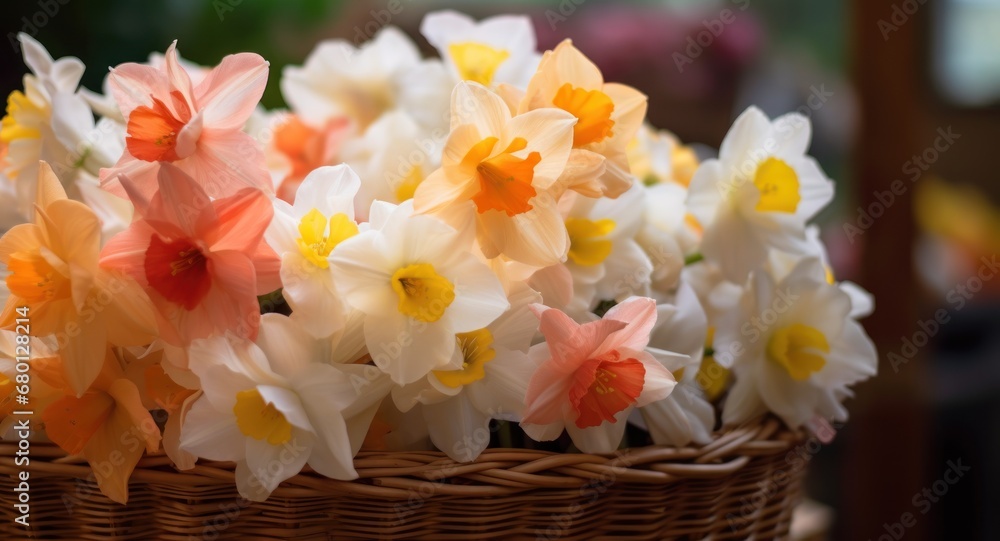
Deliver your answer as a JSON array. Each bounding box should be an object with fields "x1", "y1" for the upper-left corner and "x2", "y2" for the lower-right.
[{"x1": 0, "y1": 11, "x2": 876, "y2": 503}]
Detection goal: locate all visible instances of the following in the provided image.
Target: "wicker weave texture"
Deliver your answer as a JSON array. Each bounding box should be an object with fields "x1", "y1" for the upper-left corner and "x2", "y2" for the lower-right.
[{"x1": 0, "y1": 420, "x2": 808, "y2": 540}]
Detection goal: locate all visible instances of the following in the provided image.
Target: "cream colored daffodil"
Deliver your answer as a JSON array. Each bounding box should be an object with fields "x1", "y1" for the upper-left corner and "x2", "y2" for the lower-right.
[
  {"x1": 414, "y1": 82, "x2": 577, "y2": 267},
  {"x1": 281, "y1": 26, "x2": 451, "y2": 134},
  {"x1": 519, "y1": 40, "x2": 648, "y2": 199}
]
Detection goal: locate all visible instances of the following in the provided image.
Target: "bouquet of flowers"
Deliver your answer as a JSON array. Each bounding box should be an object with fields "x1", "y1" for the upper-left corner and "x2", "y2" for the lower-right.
[{"x1": 0, "y1": 10, "x2": 877, "y2": 504}]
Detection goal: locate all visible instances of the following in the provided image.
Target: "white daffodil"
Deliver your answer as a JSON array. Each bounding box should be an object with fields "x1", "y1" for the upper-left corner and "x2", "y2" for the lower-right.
[
  {"x1": 330, "y1": 201, "x2": 509, "y2": 385},
  {"x1": 637, "y1": 180, "x2": 702, "y2": 295},
  {"x1": 420, "y1": 10, "x2": 540, "y2": 89},
  {"x1": 561, "y1": 184, "x2": 653, "y2": 317},
  {"x1": 341, "y1": 110, "x2": 440, "y2": 220},
  {"x1": 767, "y1": 225, "x2": 875, "y2": 319},
  {"x1": 686, "y1": 106, "x2": 835, "y2": 283},
  {"x1": 181, "y1": 314, "x2": 391, "y2": 501},
  {"x1": 391, "y1": 283, "x2": 541, "y2": 462},
  {"x1": 633, "y1": 281, "x2": 716, "y2": 447},
  {"x1": 717, "y1": 258, "x2": 877, "y2": 428},
  {"x1": 281, "y1": 26, "x2": 451, "y2": 134},
  {"x1": 265, "y1": 165, "x2": 362, "y2": 338},
  {"x1": 2, "y1": 33, "x2": 109, "y2": 220}
]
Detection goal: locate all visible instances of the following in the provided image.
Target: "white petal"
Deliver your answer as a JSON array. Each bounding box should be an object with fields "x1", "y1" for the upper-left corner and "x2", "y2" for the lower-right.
[{"x1": 424, "y1": 395, "x2": 492, "y2": 462}]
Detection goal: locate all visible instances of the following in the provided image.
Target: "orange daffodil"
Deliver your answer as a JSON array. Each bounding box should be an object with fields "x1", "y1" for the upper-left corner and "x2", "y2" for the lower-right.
[
  {"x1": 0, "y1": 162, "x2": 157, "y2": 394},
  {"x1": 39, "y1": 348, "x2": 161, "y2": 504},
  {"x1": 520, "y1": 40, "x2": 648, "y2": 199},
  {"x1": 414, "y1": 82, "x2": 576, "y2": 267},
  {"x1": 101, "y1": 41, "x2": 272, "y2": 200}
]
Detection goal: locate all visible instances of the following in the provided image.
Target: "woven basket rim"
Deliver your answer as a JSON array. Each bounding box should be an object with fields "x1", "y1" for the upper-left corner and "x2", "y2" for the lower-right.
[{"x1": 1, "y1": 417, "x2": 805, "y2": 501}]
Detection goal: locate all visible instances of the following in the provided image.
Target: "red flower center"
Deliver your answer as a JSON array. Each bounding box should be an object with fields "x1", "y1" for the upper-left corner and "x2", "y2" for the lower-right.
[
  {"x1": 569, "y1": 351, "x2": 645, "y2": 429},
  {"x1": 144, "y1": 235, "x2": 210, "y2": 310}
]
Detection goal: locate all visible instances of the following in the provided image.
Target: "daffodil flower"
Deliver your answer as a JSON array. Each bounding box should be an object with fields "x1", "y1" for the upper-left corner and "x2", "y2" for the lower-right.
[
  {"x1": 39, "y1": 347, "x2": 161, "y2": 504},
  {"x1": 0, "y1": 162, "x2": 157, "y2": 394},
  {"x1": 717, "y1": 259, "x2": 877, "y2": 428},
  {"x1": 520, "y1": 40, "x2": 648, "y2": 199},
  {"x1": 414, "y1": 82, "x2": 577, "y2": 267},
  {"x1": 522, "y1": 296, "x2": 676, "y2": 453},
  {"x1": 331, "y1": 201, "x2": 509, "y2": 385},
  {"x1": 686, "y1": 106, "x2": 835, "y2": 283},
  {"x1": 281, "y1": 26, "x2": 451, "y2": 134},
  {"x1": 265, "y1": 165, "x2": 362, "y2": 338},
  {"x1": 100, "y1": 41, "x2": 272, "y2": 200},
  {"x1": 99, "y1": 163, "x2": 281, "y2": 346},
  {"x1": 181, "y1": 314, "x2": 391, "y2": 501},
  {"x1": 421, "y1": 10, "x2": 540, "y2": 88},
  {"x1": 390, "y1": 283, "x2": 541, "y2": 462}
]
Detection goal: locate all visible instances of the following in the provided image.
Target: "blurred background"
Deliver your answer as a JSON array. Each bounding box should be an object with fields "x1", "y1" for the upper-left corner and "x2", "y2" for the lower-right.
[{"x1": 2, "y1": 0, "x2": 998, "y2": 539}]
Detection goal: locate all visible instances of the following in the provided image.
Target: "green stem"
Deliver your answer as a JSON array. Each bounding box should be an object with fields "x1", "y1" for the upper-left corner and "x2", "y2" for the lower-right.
[{"x1": 684, "y1": 252, "x2": 704, "y2": 266}]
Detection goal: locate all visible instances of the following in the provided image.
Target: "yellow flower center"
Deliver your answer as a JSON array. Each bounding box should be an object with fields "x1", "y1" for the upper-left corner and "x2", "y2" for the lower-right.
[
  {"x1": 448, "y1": 42, "x2": 510, "y2": 86},
  {"x1": 464, "y1": 136, "x2": 540, "y2": 217},
  {"x1": 552, "y1": 83, "x2": 615, "y2": 147},
  {"x1": 766, "y1": 324, "x2": 829, "y2": 381},
  {"x1": 296, "y1": 209, "x2": 358, "y2": 269},
  {"x1": 391, "y1": 263, "x2": 455, "y2": 323},
  {"x1": 434, "y1": 328, "x2": 496, "y2": 388},
  {"x1": 394, "y1": 163, "x2": 424, "y2": 202},
  {"x1": 233, "y1": 389, "x2": 293, "y2": 445},
  {"x1": 0, "y1": 90, "x2": 45, "y2": 143},
  {"x1": 6, "y1": 251, "x2": 70, "y2": 304},
  {"x1": 688, "y1": 328, "x2": 730, "y2": 401},
  {"x1": 566, "y1": 218, "x2": 615, "y2": 266},
  {"x1": 753, "y1": 157, "x2": 800, "y2": 213}
]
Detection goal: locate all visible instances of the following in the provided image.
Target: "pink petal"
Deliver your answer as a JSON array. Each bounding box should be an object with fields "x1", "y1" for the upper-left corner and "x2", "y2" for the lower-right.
[
  {"x1": 100, "y1": 157, "x2": 159, "y2": 200},
  {"x1": 163, "y1": 41, "x2": 195, "y2": 109},
  {"x1": 195, "y1": 52, "x2": 268, "y2": 131},
  {"x1": 99, "y1": 222, "x2": 155, "y2": 285},
  {"x1": 186, "y1": 129, "x2": 274, "y2": 196},
  {"x1": 204, "y1": 251, "x2": 261, "y2": 341},
  {"x1": 598, "y1": 297, "x2": 657, "y2": 356},
  {"x1": 108, "y1": 62, "x2": 170, "y2": 119},
  {"x1": 147, "y1": 163, "x2": 216, "y2": 239},
  {"x1": 205, "y1": 188, "x2": 272, "y2": 254}
]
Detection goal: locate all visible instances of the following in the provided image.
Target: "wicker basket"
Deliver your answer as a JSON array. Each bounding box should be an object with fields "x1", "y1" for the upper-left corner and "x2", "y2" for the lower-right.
[{"x1": 0, "y1": 418, "x2": 808, "y2": 540}]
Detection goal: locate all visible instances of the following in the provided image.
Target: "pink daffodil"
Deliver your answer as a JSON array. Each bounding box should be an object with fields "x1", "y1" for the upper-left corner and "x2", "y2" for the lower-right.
[
  {"x1": 522, "y1": 297, "x2": 676, "y2": 453},
  {"x1": 100, "y1": 41, "x2": 272, "y2": 200},
  {"x1": 99, "y1": 163, "x2": 280, "y2": 348}
]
